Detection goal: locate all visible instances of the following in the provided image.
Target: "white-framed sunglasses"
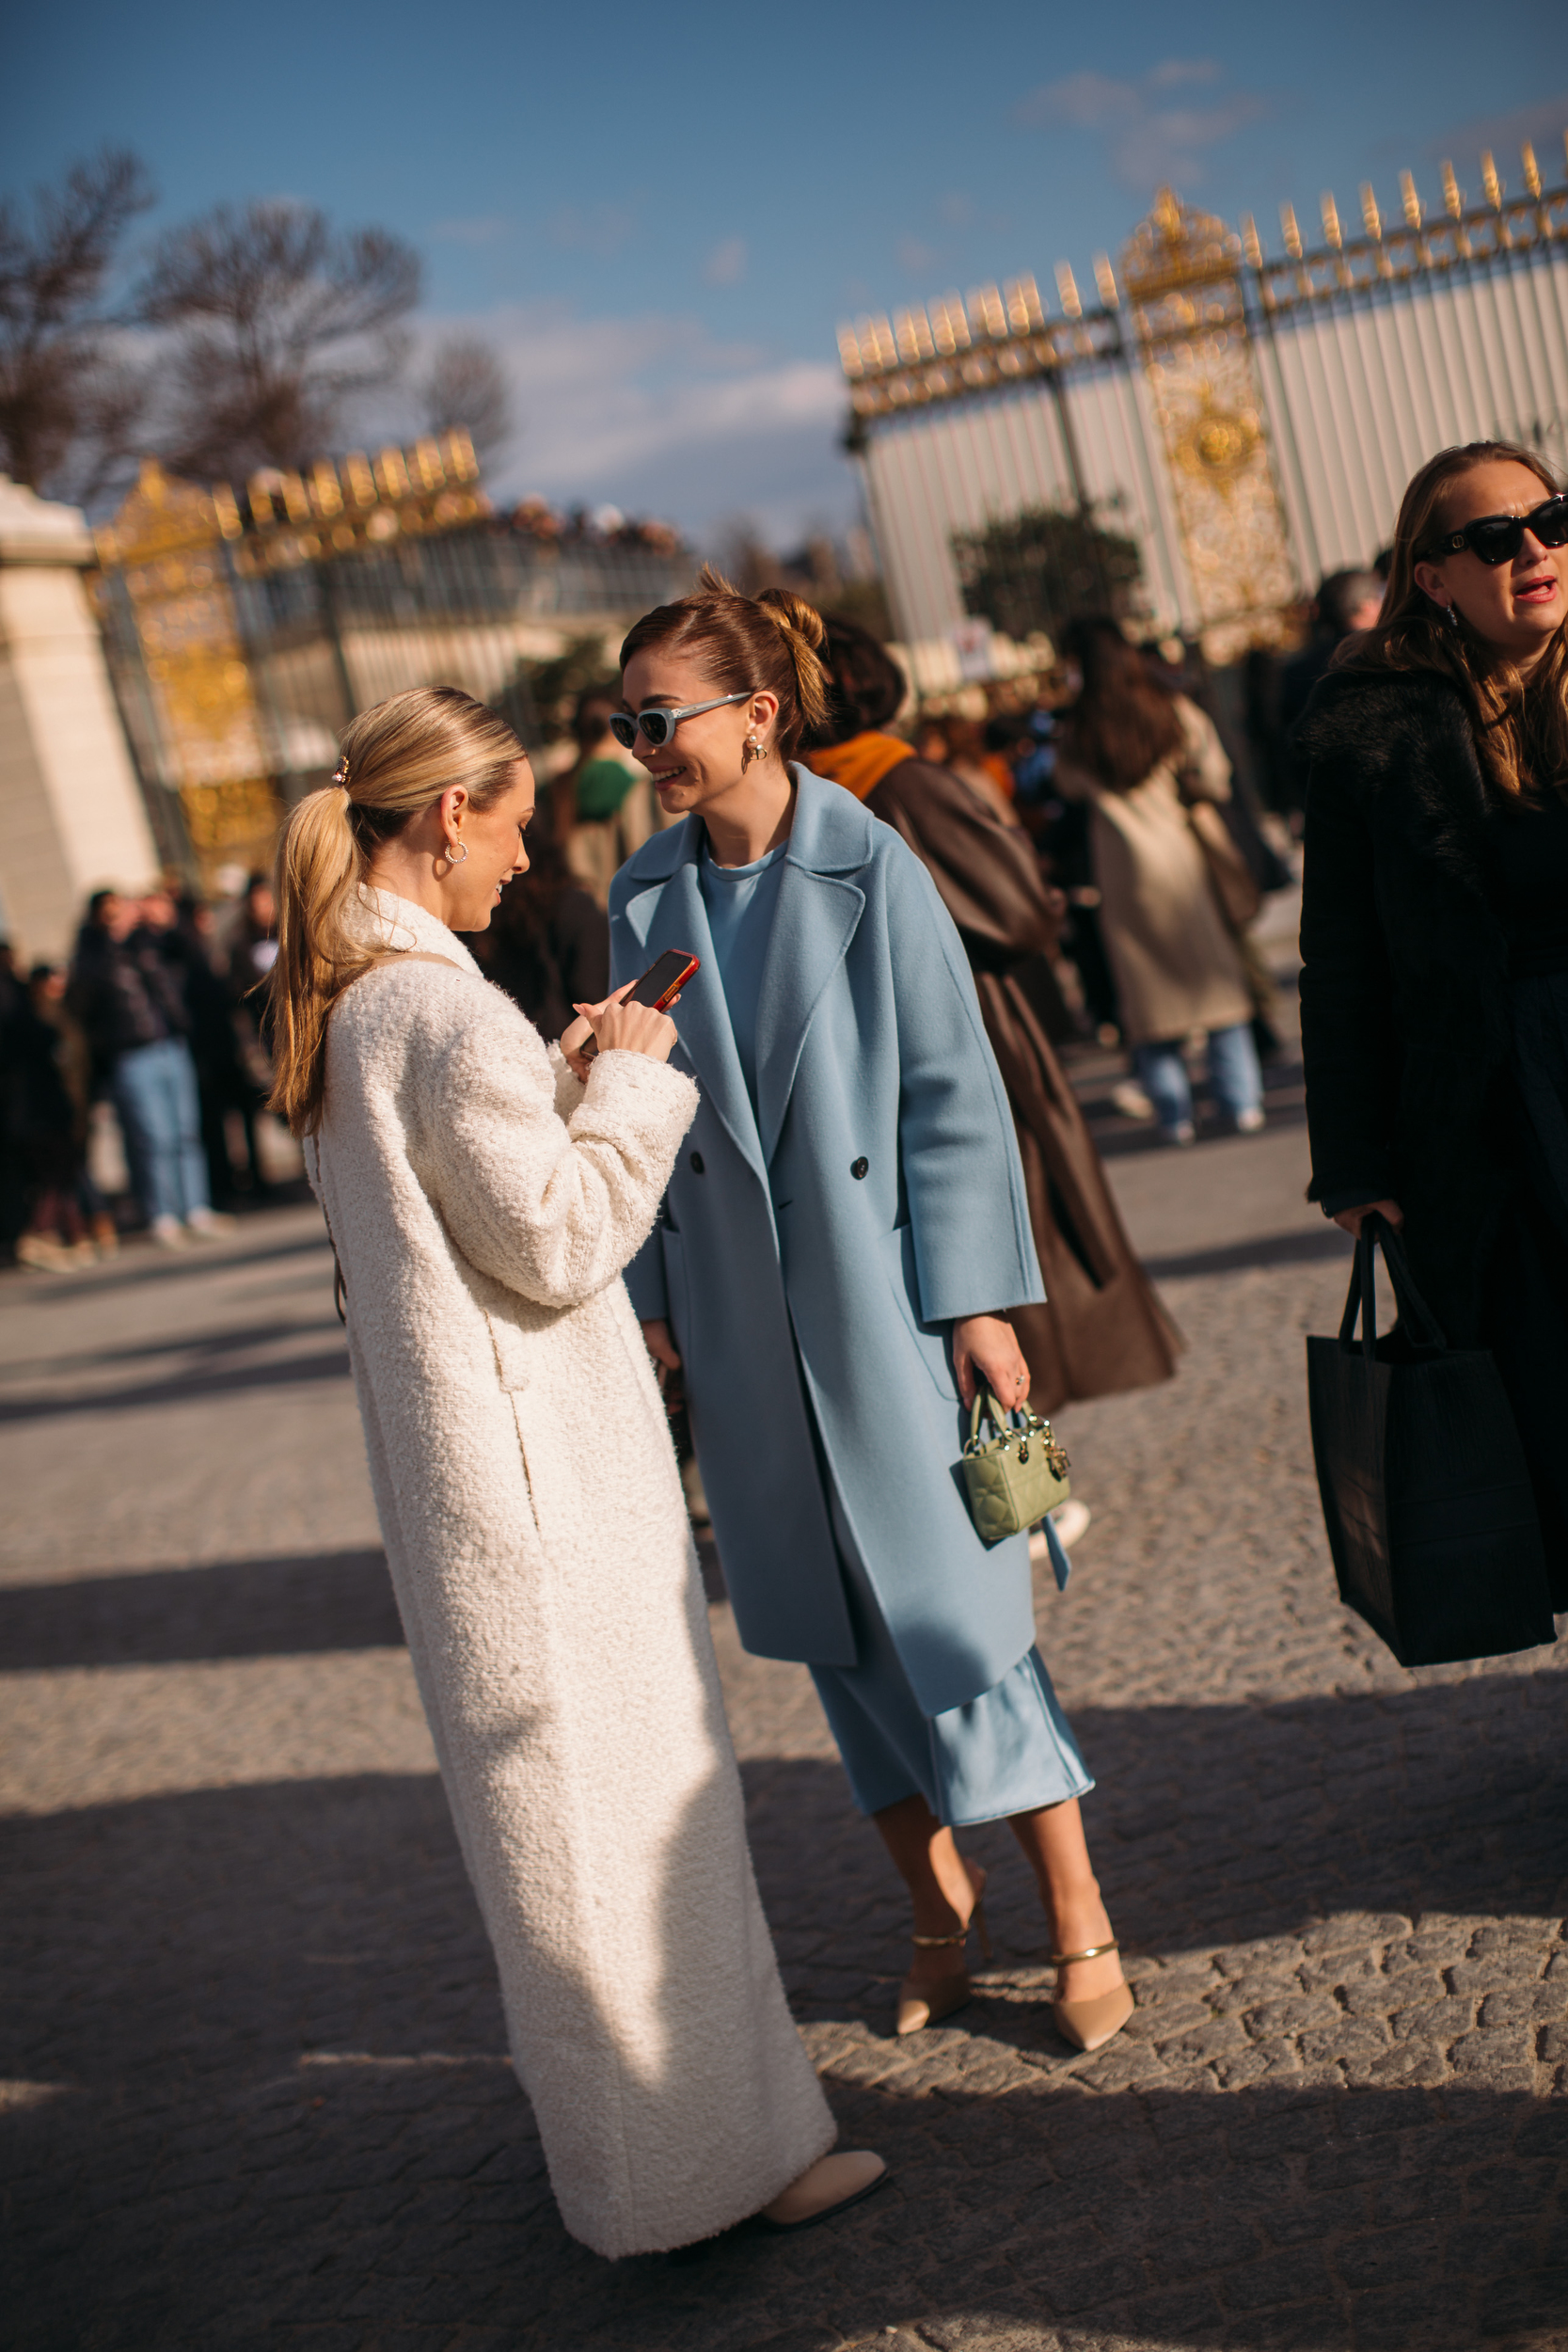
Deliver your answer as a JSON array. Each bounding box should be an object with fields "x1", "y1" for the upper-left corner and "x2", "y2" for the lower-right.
[{"x1": 609, "y1": 691, "x2": 752, "y2": 751}]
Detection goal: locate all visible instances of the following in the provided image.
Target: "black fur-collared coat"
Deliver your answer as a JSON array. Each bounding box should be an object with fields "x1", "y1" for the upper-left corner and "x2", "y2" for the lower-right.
[
  {"x1": 1298, "y1": 666, "x2": 1523, "y2": 1348},
  {"x1": 1299, "y1": 663, "x2": 1568, "y2": 1602}
]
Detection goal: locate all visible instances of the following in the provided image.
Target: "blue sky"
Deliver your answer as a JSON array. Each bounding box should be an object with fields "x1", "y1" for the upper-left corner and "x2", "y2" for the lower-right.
[{"x1": 5, "y1": 0, "x2": 1566, "y2": 546}]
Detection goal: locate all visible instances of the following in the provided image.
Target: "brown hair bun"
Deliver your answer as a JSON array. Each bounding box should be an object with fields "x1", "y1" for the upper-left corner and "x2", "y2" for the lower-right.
[{"x1": 620, "y1": 566, "x2": 831, "y2": 763}]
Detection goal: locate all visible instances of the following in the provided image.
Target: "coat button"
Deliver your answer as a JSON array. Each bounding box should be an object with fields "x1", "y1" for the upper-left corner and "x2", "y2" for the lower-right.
[
  {"x1": 689, "y1": 1152, "x2": 705, "y2": 1174},
  {"x1": 850, "y1": 1156, "x2": 869, "y2": 1180}
]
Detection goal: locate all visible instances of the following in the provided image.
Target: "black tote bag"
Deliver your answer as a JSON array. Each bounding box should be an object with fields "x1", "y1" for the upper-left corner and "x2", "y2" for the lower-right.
[{"x1": 1306, "y1": 1214, "x2": 1556, "y2": 1666}]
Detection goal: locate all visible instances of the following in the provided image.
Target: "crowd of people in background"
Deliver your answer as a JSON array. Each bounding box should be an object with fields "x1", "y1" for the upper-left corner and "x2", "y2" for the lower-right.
[
  {"x1": 485, "y1": 577, "x2": 1336, "y2": 1156},
  {"x1": 1, "y1": 558, "x2": 1390, "y2": 1270},
  {"x1": 0, "y1": 869, "x2": 281, "y2": 1268}
]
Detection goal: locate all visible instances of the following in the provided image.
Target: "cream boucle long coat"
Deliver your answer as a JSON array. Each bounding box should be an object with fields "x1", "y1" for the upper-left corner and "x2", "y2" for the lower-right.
[{"x1": 309, "y1": 890, "x2": 834, "y2": 2257}]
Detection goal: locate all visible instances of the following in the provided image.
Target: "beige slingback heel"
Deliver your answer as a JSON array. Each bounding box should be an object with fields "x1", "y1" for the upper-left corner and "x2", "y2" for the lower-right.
[
  {"x1": 1051, "y1": 1937, "x2": 1134, "y2": 2053},
  {"x1": 895, "y1": 1864, "x2": 992, "y2": 2036}
]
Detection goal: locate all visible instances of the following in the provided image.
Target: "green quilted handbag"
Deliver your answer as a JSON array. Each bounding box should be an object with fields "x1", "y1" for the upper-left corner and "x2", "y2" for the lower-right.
[{"x1": 960, "y1": 1391, "x2": 1071, "y2": 1546}]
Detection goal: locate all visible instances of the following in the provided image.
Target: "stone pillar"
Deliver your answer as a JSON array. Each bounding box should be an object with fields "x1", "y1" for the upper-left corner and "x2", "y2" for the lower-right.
[{"x1": 0, "y1": 476, "x2": 159, "y2": 964}]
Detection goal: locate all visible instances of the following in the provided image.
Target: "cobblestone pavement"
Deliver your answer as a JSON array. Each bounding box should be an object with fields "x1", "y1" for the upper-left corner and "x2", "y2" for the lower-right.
[{"x1": 3, "y1": 1003, "x2": 1565, "y2": 2352}]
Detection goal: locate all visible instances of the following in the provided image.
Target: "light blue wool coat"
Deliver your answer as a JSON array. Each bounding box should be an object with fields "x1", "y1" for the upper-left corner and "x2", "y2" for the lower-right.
[{"x1": 610, "y1": 768, "x2": 1048, "y2": 1718}]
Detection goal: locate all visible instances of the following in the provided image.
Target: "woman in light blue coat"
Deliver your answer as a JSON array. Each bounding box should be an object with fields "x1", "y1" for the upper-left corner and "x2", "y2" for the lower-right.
[{"x1": 583, "y1": 573, "x2": 1132, "y2": 2053}]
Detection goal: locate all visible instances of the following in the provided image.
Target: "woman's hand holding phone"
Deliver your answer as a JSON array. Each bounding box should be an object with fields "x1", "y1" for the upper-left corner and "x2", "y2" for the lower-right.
[{"x1": 562, "y1": 982, "x2": 682, "y2": 1080}]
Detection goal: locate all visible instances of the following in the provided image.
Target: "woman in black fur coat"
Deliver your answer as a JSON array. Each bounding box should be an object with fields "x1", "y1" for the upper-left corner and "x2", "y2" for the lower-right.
[{"x1": 1298, "y1": 439, "x2": 1568, "y2": 1606}]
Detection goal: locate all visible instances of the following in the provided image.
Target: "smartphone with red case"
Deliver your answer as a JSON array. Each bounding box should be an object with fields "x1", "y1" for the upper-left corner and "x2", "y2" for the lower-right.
[{"x1": 578, "y1": 949, "x2": 699, "y2": 1060}]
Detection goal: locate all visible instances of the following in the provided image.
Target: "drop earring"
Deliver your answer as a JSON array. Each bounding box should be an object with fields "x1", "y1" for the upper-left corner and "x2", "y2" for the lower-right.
[
  {"x1": 1443, "y1": 603, "x2": 1460, "y2": 630},
  {"x1": 445, "y1": 839, "x2": 468, "y2": 864}
]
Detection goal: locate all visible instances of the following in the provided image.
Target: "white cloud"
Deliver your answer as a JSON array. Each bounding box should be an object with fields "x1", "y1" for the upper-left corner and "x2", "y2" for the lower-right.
[
  {"x1": 546, "y1": 200, "x2": 642, "y2": 257},
  {"x1": 703, "y1": 236, "x2": 747, "y2": 286},
  {"x1": 1015, "y1": 58, "x2": 1268, "y2": 189},
  {"x1": 426, "y1": 300, "x2": 852, "y2": 544},
  {"x1": 1147, "y1": 58, "x2": 1223, "y2": 91},
  {"x1": 429, "y1": 215, "x2": 510, "y2": 246}
]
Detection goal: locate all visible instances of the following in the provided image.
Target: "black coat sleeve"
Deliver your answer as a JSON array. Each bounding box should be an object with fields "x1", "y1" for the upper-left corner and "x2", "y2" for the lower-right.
[{"x1": 1298, "y1": 755, "x2": 1401, "y2": 1208}]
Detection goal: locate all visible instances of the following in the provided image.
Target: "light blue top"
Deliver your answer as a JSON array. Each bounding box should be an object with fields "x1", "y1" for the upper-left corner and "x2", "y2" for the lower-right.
[{"x1": 698, "y1": 836, "x2": 788, "y2": 1115}]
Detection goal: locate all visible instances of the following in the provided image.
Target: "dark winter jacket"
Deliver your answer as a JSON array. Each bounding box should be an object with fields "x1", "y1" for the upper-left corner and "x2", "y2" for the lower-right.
[
  {"x1": 69, "y1": 925, "x2": 188, "y2": 1075},
  {"x1": 1297, "y1": 666, "x2": 1519, "y2": 1346},
  {"x1": 6, "y1": 997, "x2": 76, "y2": 1142}
]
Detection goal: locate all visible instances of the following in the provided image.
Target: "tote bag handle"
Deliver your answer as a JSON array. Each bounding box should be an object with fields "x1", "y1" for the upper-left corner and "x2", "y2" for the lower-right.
[{"x1": 1337, "y1": 1210, "x2": 1449, "y2": 1361}]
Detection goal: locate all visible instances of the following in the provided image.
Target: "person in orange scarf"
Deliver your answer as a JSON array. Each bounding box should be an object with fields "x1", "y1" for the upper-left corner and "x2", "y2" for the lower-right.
[{"x1": 807, "y1": 617, "x2": 1180, "y2": 1416}]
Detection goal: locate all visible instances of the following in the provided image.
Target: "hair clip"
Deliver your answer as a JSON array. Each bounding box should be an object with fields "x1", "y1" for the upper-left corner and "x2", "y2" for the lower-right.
[{"x1": 331, "y1": 757, "x2": 350, "y2": 788}]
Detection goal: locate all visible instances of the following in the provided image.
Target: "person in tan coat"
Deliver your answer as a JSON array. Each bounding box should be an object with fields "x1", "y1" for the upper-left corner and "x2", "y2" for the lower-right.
[
  {"x1": 266, "y1": 685, "x2": 884, "y2": 2256},
  {"x1": 1053, "y1": 619, "x2": 1265, "y2": 1147}
]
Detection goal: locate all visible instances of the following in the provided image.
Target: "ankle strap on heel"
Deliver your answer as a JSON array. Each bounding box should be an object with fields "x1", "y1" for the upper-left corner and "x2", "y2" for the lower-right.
[
  {"x1": 911, "y1": 1926, "x2": 971, "y2": 1948},
  {"x1": 1049, "y1": 1938, "x2": 1119, "y2": 1965}
]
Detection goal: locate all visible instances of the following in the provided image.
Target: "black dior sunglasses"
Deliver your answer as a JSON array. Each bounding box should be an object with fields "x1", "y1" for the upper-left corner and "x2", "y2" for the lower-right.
[{"x1": 1423, "y1": 492, "x2": 1568, "y2": 568}]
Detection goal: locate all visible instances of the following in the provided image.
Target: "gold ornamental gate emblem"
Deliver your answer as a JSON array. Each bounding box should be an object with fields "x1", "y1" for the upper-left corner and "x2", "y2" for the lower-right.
[{"x1": 1121, "y1": 188, "x2": 1297, "y2": 660}]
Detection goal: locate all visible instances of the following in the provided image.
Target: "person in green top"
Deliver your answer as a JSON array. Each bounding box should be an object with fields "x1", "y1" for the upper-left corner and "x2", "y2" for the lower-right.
[{"x1": 558, "y1": 689, "x2": 657, "y2": 904}]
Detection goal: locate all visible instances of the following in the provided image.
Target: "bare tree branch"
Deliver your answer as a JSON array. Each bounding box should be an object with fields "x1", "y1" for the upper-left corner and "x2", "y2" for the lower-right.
[
  {"x1": 0, "y1": 147, "x2": 155, "y2": 497},
  {"x1": 135, "y1": 200, "x2": 421, "y2": 480},
  {"x1": 420, "y1": 333, "x2": 511, "y2": 467}
]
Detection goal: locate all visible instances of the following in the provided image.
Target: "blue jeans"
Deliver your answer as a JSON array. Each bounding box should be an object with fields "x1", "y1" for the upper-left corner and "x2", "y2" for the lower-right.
[
  {"x1": 1134, "y1": 1024, "x2": 1263, "y2": 1134},
  {"x1": 112, "y1": 1039, "x2": 211, "y2": 1225}
]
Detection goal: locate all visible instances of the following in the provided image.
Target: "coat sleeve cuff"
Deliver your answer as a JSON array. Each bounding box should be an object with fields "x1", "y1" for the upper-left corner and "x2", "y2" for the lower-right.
[
  {"x1": 1317, "y1": 1183, "x2": 1392, "y2": 1217},
  {"x1": 916, "y1": 1242, "x2": 1047, "y2": 1324},
  {"x1": 575, "y1": 1049, "x2": 699, "y2": 1158},
  {"x1": 1307, "y1": 1153, "x2": 1396, "y2": 1207}
]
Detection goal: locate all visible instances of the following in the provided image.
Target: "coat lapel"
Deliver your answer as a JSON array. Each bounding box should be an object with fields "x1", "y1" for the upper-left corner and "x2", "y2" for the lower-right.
[
  {"x1": 627, "y1": 844, "x2": 768, "y2": 1186},
  {"x1": 753, "y1": 772, "x2": 870, "y2": 1166}
]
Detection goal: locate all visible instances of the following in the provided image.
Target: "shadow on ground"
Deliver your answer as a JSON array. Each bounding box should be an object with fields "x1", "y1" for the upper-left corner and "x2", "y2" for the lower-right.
[
  {"x1": 0, "y1": 1224, "x2": 330, "y2": 1306},
  {"x1": 0, "y1": 1342, "x2": 351, "y2": 1425},
  {"x1": 0, "y1": 1549, "x2": 402, "y2": 1666},
  {"x1": 3, "y1": 1661, "x2": 1564, "y2": 2351}
]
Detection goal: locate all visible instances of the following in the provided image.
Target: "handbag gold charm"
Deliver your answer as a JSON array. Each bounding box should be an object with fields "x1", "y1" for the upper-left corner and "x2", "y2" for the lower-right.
[{"x1": 961, "y1": 1391, "x2": 1071, "y2": 1546}]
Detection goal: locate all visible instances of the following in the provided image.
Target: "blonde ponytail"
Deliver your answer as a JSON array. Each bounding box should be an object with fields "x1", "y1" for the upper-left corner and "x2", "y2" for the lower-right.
[
  {"x1": 619, "y1": 565, "x2": 832, "y2": 763},
  {"x1": 268, "y1": 686, "x2": 524, "y2": 1136}
]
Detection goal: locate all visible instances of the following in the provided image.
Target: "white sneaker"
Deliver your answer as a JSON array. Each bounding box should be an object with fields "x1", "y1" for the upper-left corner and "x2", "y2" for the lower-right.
[
  {"x1": 1234, "y1": 1107, "x2": 1265, "y2": 1135},
  {"x1": 1162, "y1": 1121, "x2": 1196, "y2": 1148},
  {"x1": 184, "y1": 1210, "x2": 237, "y2": 1239},
  {"x1": 1110, "y1": 1079, "x2": 1155, "y2": 1122},
  {"x1": 16, "y1": 1233, "x2": 77, "y2": 1272},
  {"x1": 150, "y1": 1216, "x2": 186, "y2": 1248}
]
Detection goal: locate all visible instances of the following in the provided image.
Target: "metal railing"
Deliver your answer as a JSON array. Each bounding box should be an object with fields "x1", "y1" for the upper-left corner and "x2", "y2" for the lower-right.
[
  {"x1": 90, "y1": 448, "x2": 694, "y2": 879},
  {"x1": 837, "y1": 138, "x2": 1568, "y2": 661}
]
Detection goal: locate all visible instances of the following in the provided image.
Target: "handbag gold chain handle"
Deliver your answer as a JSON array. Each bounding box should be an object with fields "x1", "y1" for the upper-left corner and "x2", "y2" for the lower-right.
[{"x1": 965, "y1": 1390, "x2": 1070, "y2": 1477}]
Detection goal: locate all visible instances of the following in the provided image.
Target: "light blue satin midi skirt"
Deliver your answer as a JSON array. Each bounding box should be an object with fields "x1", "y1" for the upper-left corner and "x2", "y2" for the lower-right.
[{"x1": 808, "y1": 1480, "x2": 1093, "y2": 1828}]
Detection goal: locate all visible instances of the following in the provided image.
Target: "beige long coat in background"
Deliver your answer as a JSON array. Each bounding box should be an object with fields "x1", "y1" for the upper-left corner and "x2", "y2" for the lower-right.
[
  {"x1": 1056, "y1": 695, "x2": 1252, "y2": 1046},
  {"x1": 309, "y1": 890, "x2": 834, "y2": 2258}
]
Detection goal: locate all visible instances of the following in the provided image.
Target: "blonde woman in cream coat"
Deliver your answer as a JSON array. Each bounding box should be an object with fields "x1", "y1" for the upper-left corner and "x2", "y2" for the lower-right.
[{"x1": 268, "y1": 686, "x2": 882, "y2": 2258}]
